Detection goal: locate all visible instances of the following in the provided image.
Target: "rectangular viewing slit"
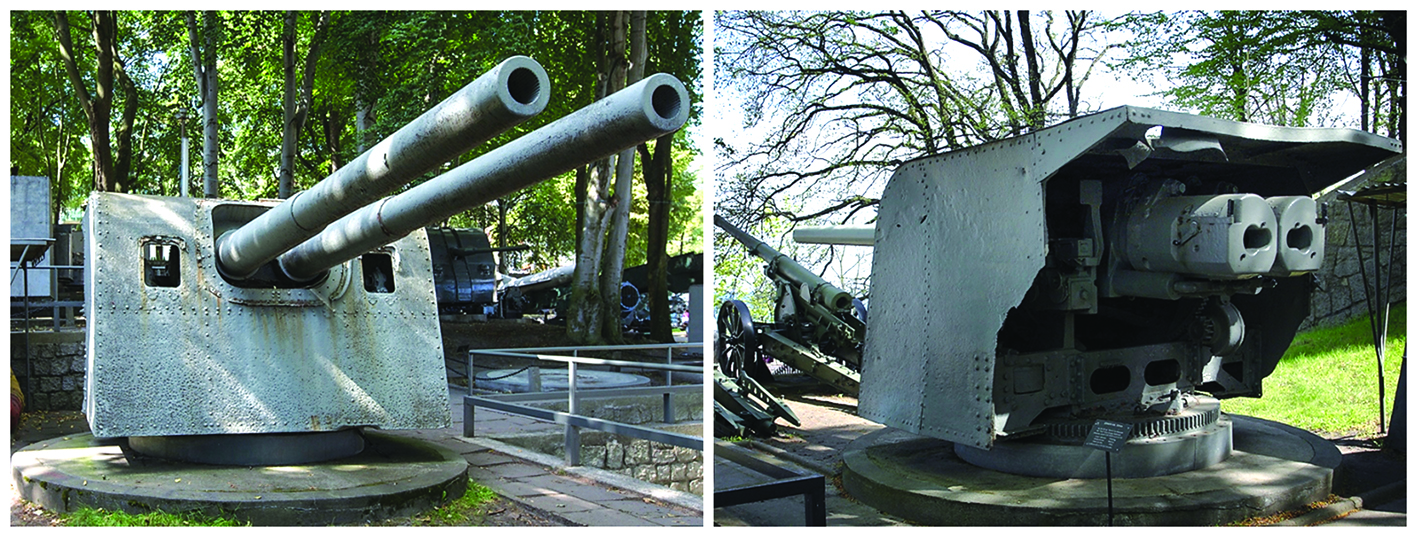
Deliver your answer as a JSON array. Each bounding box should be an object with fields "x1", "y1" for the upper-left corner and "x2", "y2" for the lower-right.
[
  {"x1": 362, "y1": 252, "x2": 395, "y2": 293},
  {"x1": 142, "y1": 238, "x2": 182, "y2": 287}
]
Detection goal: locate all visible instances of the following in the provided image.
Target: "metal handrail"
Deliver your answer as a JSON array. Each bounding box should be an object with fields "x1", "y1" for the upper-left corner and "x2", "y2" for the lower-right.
[
  {"x1": 464, "y1": 342, "x2": 704, "y2": 467},
  {"x1": 471, "y1": 342, "x2": 701, "y2": 353},
  {"x1": 470, "y1": 350, "x2": 701, "y2": 373}
]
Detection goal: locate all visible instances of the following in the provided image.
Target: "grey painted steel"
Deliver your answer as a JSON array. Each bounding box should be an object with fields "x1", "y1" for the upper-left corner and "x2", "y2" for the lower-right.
[
  {"x1": 714, "y1": 215, "x2": 855, "y2": 311},
  {"x1": 502, "y1": 264, "x2": 575, "y2": 293},
  {"x1": 473, "y1": 342, "x2": 704, "y2": 353},
  {"x1": 792, "y1": 225, "x2": 876, "y2": 246},
  {"x1": 216, "y1": 56, "x2": 549, "y2": 280},
  {"x1": 861, "y1": 125, "x2": 1053, "y2": 449},
  {"x1": 464, "y1": 395, "x2": 703, "y2": 451},
  {"x1": 83, "y1": 193, "x2": 449, "y2": 438},
  {"x1": 279, "y1": 73, "x2": 691, "y2": 281},
  {"x1": 1267, "y1": 196, "x2": 1325, "y2": 275},
  {"x1": 860, "y1": 105, "x2": 1404, "y2": 451},
  {"x1": 1118, "y1": 193, "x2": 1279, "y2": 277},
  {"x1": 426, "y1": 227, "x2": 497, "y2": 311},
  {"x1": 128, "y1": 429, "x2": 365, "y2": 465}
]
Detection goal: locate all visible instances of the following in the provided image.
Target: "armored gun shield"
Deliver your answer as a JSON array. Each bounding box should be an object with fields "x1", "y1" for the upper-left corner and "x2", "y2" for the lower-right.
[
  {"x1": 84, "y1": 193, "x2": 448, "y2": 438},
  {"x1": 80, "y1": 65, "x2": 691, "y2": 444},
  {"x1": 859, "y1": 106, "x2": 1402, "y2": 450}
]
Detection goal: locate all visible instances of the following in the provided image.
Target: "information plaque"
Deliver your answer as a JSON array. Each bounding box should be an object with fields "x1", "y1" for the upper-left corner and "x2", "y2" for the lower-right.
[{"x1": 1084, "y1": 420, "x2": 1133, "y2": 453}]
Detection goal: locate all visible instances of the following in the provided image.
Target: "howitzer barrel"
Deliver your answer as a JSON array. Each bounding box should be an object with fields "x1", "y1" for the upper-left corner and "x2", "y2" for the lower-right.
[
  {"x1": 216, "y1": 56, "x2": 550, "y2": 280},
  {"x1": 793, "y1": 225, "x2": 876, "y2": 246},
  {"x1": 713, "y1": 215, "x2": 856, "y2": 311},
  {"x1": 278, "y1": 74, "x2": 691, "y2": 281}
]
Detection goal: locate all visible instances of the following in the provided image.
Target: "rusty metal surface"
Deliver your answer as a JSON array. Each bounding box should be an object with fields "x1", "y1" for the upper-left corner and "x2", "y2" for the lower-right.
[{"x1": 84, "y1": 192, "x2": 448, "y2": 438}]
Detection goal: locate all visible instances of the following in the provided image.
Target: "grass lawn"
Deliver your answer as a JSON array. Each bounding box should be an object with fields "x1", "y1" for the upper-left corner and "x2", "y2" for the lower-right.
[
  {"x1": 1221, "y1": 303, "x2": 1406, "y2": 438},
  {"x1": 54, "y1": 483, "x2": 503, "y2": 527}
]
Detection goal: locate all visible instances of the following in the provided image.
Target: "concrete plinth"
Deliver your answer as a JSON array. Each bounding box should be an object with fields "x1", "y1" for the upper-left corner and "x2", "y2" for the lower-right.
[
  {"x1": 11, "y1": 430, "x2": 467, "y2": 525},
  {"x1": 841, "y1": 414, "x2": 1340, "y2": 526}
]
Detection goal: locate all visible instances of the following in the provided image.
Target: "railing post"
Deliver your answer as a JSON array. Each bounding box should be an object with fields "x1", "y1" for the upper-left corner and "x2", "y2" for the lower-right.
[
  {"x1": 565, "y1": 361, "x2": 581, "y2": 465},
  {"x1": 463, "y1": 400, "x2": 476, "y2": 438},
  {"x1": 529, "y1": 366, "x2": 542, "y2": 392},
  {"x1": 664, "y1": 345, "x2": 676, "y2": 424}
]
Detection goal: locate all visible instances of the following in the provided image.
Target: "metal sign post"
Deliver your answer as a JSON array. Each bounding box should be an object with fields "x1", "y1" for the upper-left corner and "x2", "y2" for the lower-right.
[{"x1": 1084, "y1": 419, "x2": 1134, "y2": 526}]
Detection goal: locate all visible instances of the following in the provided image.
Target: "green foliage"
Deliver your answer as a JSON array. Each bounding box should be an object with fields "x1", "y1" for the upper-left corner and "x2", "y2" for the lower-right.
[
  {"x1": 412, "y1": 482, "x2": 500, "y2": 526},
  {"x1": 10, "y1": 10, "x2": 702, "y2": 268},
  {"x1": 9, "y1": 11, "x2": 91, "y2": 221},
  {"x1": 62, "y1": 507, "x2": 248, "y2": 527},
  {"x1": 1222, "y1": 304, "x2": 1406, "y2": 436},
  {"x1": 712, "y1": 216, "x2": 794, "y2": 321},
  {"x1": 1115, "y1": 11, "x2": 1401, "y2": 131}
]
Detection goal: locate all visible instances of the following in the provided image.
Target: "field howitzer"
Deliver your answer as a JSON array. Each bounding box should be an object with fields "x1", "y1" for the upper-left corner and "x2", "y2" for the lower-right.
[
  {"x1": 715, "y1": 215, "x2": 866, "y2": 394},
  {"x1": 83, "y1": 55, "x2": 690, "y2": 463},
  {"x1": 712, "y1": 215, "x2": 866, "y2": 437}
]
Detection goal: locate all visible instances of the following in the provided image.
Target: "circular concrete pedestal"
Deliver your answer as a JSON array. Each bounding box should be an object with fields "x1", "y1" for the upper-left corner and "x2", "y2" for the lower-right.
[
  {"x1": 842, "y1": 415, "x2": 1339, "y2": 526},
  {"x1": 12, "y1": 430, "x2": 467, "y2": 525}
]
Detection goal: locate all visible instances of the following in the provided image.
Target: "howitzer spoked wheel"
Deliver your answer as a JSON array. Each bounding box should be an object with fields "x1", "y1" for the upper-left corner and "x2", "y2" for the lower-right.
[{"x1": 717, "y1": 300, "x2": 762, "y2": 380}]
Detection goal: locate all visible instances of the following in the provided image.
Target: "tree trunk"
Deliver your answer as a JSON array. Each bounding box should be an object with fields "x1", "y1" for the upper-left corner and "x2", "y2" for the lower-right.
[
  {"x1": 574, "y1": 165, "x2": 589, "y2": 258},
  {"x1": 113, "y1": 56, "x2": 138, "y2": 192},
  {"x1": 598, "y1": 10, "x2": 645, "y2": 341},
  {"x1": 1360, "y1": 41, "x2": 1370, "y2": 133},
  {"x1": 355, "y1": 27, "x2": 380, "y2": 153},
  {"x1": 641, "y1": 134, "x2": 674, "y2": 342},
  {"x1": 186, "y1": 11, "x2": 221, "y2": 198},
  {"x1": 569, "y1": 162, "x2": 612, "y2": 344},
  {"x1": 279, "y1": 11, "x2": 329, "y2": 199},
  {"x1": 496, "y1": 199, "x2": 509, "y2": 274},
  {"x1": 1016, "y1": 11, "x2": 1045, "y2": 130},
  {"x1": 53, "y1": 11, "x2": 117, "y2": 192},
  {"x1": 567, "y1": 12, "x2": 620, "y2": 345}
]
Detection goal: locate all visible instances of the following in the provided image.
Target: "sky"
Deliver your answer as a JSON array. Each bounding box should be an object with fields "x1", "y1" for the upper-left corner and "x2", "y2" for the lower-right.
[
  {"x1": 705, "y1": 8, "x2": 1387, "y2": 311},
  {"x1": 706, "y1": 10, "x2": 1175, "y2": 304}
]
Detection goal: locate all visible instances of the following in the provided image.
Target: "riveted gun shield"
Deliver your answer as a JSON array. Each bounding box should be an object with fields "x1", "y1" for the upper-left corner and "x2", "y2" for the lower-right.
[
  {"x1": 83, "y1": 56, "x2": 690, "y2": 439},
  {"x1": 858, "y1": 106, "x2": 1402, "y2": 454}
]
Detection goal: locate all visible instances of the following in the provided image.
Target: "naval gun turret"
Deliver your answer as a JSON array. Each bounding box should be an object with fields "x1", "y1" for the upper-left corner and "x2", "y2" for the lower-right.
[{"x1": 83, "y1": 56, "x2": 690, "y2": 464}]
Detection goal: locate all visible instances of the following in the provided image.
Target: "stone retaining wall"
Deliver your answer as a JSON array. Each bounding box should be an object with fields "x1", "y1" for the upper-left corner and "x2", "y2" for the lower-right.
[
  {"x1": 1303, "y1": 159, "x2": 1406, "y2": 331},
  {"x1": 10, "y1": 331, "x2": 86, "y2": 411},
  {"x1": 498, "y1": 393, "x2": 704, "y2": 495}
]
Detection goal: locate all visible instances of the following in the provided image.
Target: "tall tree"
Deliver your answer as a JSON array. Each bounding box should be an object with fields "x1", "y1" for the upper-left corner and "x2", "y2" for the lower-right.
[
  {"x1": 52, "y1": 11, "x2": 124, "y2": 192},
  {"x1": 641, "y1": 11, "x2": 701, "y2": 342},
  {"x1": 568, "y1": 11, "x2": 628, "y2": 345},
  {"x1": 1116, "y1": 10, "x2": 1405, "y2": 142},
  {"x1": 596, "y1": 10, "x2": 648, "y2": 341},
  {"x1": 279, "y1": 11, "x2": 330, "y2": 199},
  {"x1": 11, "y1": 11, "x2": 91, "y2": 217},
  {"x1": 185, "y1": 10, "x2": 220, "y2": 197},
  {"x1": 715, "y1": 11, "x2": 1113, "y2": 231},
  {"x1": 13, "y1": 10, "x2": 701, "y2": 301}
]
